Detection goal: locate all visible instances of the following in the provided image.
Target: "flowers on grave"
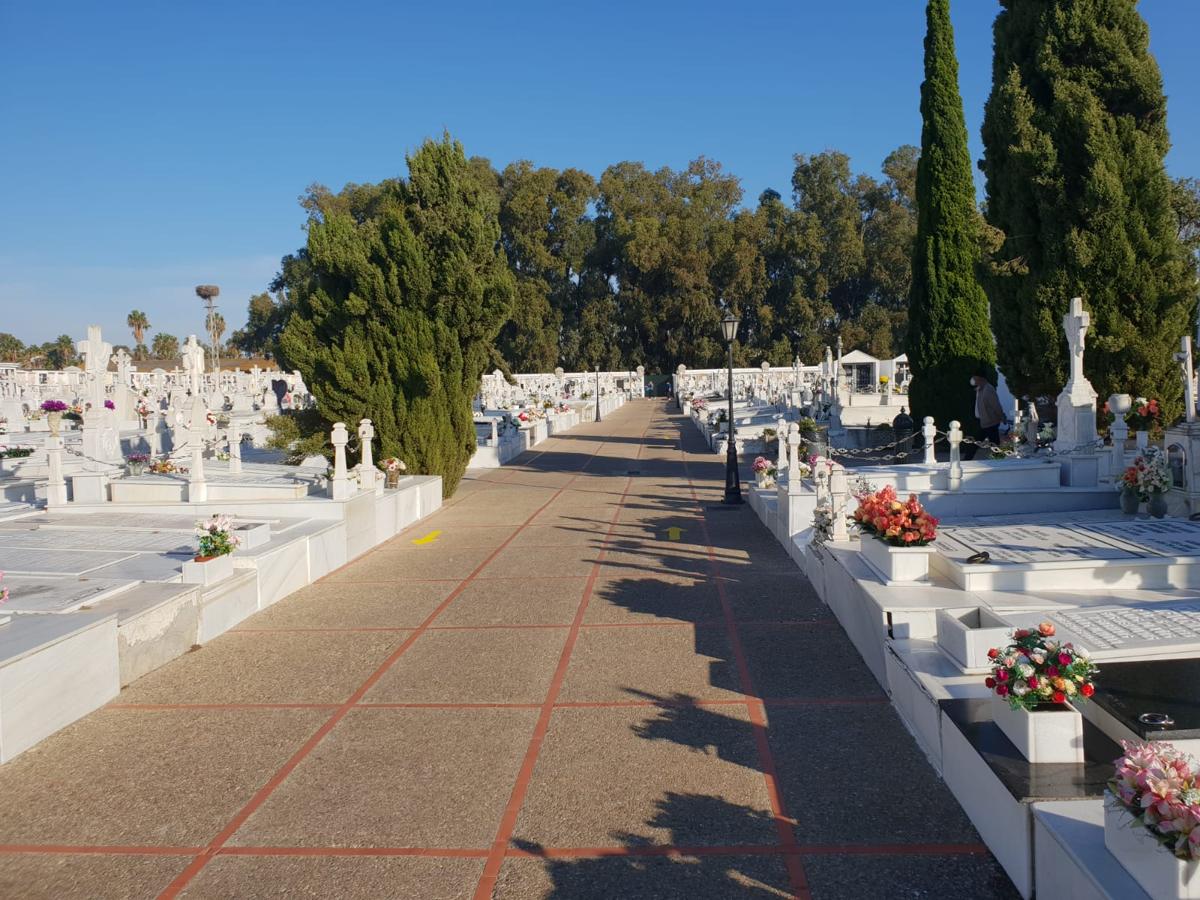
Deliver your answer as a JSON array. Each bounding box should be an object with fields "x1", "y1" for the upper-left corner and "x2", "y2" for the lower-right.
[
  {"x1": 379, "y1": 458, "x2": 407, "y2": 473},
  {"x1": 0, "y1": 569, "x2": 7, "y2": 605},
  {"x1": 40, "y1": 400, "x2": 68, "y2": 413},
  {"x1": 984, "y1": 622, "x2": 1099, "y2": 712},
  {"x1": 879, "y1": 375, "x2": 890, "y2": 386},
  {"x1": 691, "y1": 397, "x2": 707, "y2": 411},
  {"x1": 752, "y1": 456, "x2": 774, "y2": 475},
  {"x1": 65, "y1": 403, "x2": 84, "y2": 422},
  {"x1": 125, "y1": 453, "x2": 150, "y2": 464},
  {"x1": 194, "y1": 514, "x2": 240, "y2": 560},
  {"x1": 205, "y1": 411, "x2": 217, "y2": 426},
  {"x1": 103, "y1": 399, "x2": 115, "y2": 410},
  {"x1": 135, "y1": 400, "x2": 153, "y2": 420},
  {"x1": 1121, "y1": 447, "x2": 1172, "y2": 500},
  {"x1": 1126, "y1": 397, "x2": 1162, "y2": 434},
  {"x1": 147, "y1": 458, "x2": 187, "y2": 475},
  {"x1": 1109, "y1": 740, "x2": 1200, "y2": 861},
  {"x1": 852, "y1": 486, "x2": 938, "y2": 546},
  {"x1": 0, "y1": 445, "x2": 34, "y2": 459}
]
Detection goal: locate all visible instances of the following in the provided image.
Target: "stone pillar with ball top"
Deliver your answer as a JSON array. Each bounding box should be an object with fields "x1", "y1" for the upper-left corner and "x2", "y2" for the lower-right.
[
  {"x1": 357, "y1": 418, "x2": 377, "y2": 492},
  {"x1": 329, "y1": 422, "x2": 352, "y2": 500}
]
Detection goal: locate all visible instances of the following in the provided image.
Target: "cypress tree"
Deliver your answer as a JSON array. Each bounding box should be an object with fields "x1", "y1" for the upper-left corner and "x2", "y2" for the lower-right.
[
  {"x1": 907, "y1": 0, "x2": 996, "y2": 432},
  {"x1": 279, "y1": 134, "x2": 515, "y2": 497},
  {"x1": 981, "y1": 0, "x2": 1195, "y2": 415}
]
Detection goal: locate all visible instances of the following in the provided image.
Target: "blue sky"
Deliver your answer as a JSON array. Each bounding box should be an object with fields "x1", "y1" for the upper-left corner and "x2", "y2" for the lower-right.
[{"x1": 2, "y1": 0, "x2": 1198, "y2": 346}]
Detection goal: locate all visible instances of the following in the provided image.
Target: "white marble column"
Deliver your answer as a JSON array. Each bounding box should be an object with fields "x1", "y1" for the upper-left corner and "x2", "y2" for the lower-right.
[{"x1": 329, "y1": 422, "x2": 352, "y2": 500}]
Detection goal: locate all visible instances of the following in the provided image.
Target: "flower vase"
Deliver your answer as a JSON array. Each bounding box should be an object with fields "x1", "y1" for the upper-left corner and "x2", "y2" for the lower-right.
[
  {"x1": 1120, "y1": 488, "x2": 1141, "y2": 515},
  {"x1": 1136, "y1": 430, "x2": 1149, "y2": 450},
  {"x1": 47, "y1": 411, "x2": 62, "y2": 437},
  {"x1": 859, "y1": 535, "x2": 934, "y2": 583},
  {"x1": 990, "y1": 696, "x2": 1084, "y2": 763},
  {"x1": 1148, "y1": 489, "x2": 1169, "y2": 519},
  {"x1": 755, "y1": 471, "x2": 769, "y2": 488},
  {"x1": 1104, "y1": 793, "x2": 1200, "y2": 899},
  {"x1": 127, "y1": 461, "x2": 145, "y2": 477},
  {"x1": 385, "y1": 469, "x2": 401, "y2": 489}
]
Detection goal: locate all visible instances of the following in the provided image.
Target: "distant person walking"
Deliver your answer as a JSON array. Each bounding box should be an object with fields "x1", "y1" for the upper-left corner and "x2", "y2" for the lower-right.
[{"x1": 970, "y1": 373, "x2": 1005, "y2": 444}]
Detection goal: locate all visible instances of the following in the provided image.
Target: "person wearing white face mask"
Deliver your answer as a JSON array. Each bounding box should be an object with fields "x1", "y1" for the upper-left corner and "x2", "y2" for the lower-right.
[{"x1": 969, "y1": 372, "x2": 1005, "y2": 445}]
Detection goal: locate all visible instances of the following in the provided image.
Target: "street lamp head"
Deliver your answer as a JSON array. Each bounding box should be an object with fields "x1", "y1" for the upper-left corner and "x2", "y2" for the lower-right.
[{"x1": 720, "y1": 313, "x2": 740, "y2": 344}]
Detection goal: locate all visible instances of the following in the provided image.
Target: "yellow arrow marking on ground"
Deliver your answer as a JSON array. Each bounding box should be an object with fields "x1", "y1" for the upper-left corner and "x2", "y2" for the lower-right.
[
  {"x1": 665, "y1": 526, "x2": 682, "y2": 541},
  {"x1": 412, "y1": 530, "x2": 441, "y2": 546}
]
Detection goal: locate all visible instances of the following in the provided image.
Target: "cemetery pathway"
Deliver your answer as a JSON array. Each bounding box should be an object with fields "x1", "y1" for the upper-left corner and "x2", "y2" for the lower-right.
[{"x1": 0, "y1": 400, "x2": 1017, "y2": 899}]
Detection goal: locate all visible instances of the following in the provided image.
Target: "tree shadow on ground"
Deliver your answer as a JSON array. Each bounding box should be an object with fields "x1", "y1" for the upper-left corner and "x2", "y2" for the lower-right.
[{"x1": 510, "y1": 792, "x2": 794, "y2": 899}]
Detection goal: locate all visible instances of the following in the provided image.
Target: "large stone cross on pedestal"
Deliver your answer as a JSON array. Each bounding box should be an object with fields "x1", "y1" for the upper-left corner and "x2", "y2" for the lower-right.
[
  {"x1": 1054, "y1": 296, "x2": 1099, "y2": 454},
  {"x1": 77, "y1": 326, "x2": 111, "y2": 409}
]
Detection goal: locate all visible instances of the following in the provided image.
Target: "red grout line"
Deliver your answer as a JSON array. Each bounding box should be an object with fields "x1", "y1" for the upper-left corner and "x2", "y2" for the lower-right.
[
  {"x1": 0, "y1": 845, "x2": 201, "y2": 857},
  {"x1": 472, "y1": 408, "x2": 653, "y2": 900},
  {"x1": 0, "y1": 840, "x2": 989, "y2": 860},
  {"x1": 679, "y1": 418, "x2": 811, "y2": 900},
  {"x1": 355, "y1": 702, "x2": 543, "y2": 710},
  {"x1": 215, "y1": 846, "x2": 491, "y2": 859},
  {"x1": 156, "y1": 430, "x2": 621, "y2": 899}
]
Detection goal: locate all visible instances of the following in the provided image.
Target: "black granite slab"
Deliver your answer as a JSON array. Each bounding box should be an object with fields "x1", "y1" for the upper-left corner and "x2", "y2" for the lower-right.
[
  {"x1": 940, "y1": 698, "x2": 1119, "y2": 802},
  {"x1": 1091, "y1": 657, "x2": 1200, "y2": 741}
]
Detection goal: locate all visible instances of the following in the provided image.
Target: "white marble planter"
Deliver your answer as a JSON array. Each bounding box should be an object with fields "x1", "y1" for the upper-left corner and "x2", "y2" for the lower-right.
[
  {"x1": 1105, "y1": 792, "x2": 1200, "y2": 898},
  {"x1": 859, "y1": 536, "x2": 934, "y2": 583},
  {"x1": 181, "y1": 553, "x2": 235, "y2": 586},
  {"x1": 935, "y1": 607, "x2": 1013, "y2": 672},
  {"x1": 991, "y1": 695, "x2": 1084, "y2": 763}
]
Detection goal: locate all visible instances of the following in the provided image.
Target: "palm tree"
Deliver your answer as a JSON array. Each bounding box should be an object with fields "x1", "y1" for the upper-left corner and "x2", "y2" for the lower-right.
[{"x1": 127, "y1": 310, "x2": 150, "y2": 359}]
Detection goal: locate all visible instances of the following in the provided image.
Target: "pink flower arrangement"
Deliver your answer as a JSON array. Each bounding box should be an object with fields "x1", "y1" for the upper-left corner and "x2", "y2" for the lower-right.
[
  {"x1": 40, "y1": 400, "x2": 67, "y2": 412},
  {"x1": 103, "y1": 399, "x2": 115, "y2": 410},
  {"x1": 984, "y1": 621, "x2": 1099, "y2": 711},
  {"x1": 853, "y1": 485, "x2": 938, "y2": 546},
  {"x1": 751, "y1": 456, "x2": 773, "y2": 474},
  {"x1": 1111, "y1": 740, "x2": 1200, "y2": 861}
]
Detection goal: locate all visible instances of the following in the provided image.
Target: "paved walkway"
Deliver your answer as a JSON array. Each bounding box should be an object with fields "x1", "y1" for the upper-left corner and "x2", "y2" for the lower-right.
[{"x1": 0, "y1": 400, "x2": 1017, "y2": 899}]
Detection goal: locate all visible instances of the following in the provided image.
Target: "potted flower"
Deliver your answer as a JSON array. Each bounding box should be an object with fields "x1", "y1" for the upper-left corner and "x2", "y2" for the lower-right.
[
  {"x1": 983, "y1": 621, "x2": 1097, "y2": 763},
  {"x1": 65, "y1": 403, "x2": 84, "y2": 423},
  {"x1": 751, "y1": 456, "x2": 776, "y2": 488},
  {"x1": 380, "y1": 457, "x2": 407, "y2": 489},
  {"x1": 853, "y1": 486, "x2": 939, "y2": 582},
  {"x1": 125, "y1": 452, "x2": 150, "y2": 476},
  {"x1": 1127, "y1": 397, "x2": 1162, "y2": 447},
  {"x1": 1105, "y1": 741, "x2": 1200, "y2": 898},
  {"x1": 136, "y1": 399, "x2": 153, "y2": 427},
  {"x1": 183, "y1": 514, "x2": 240, "y2": 584},
  {"x1": 103, "y1": 399, "x2": 115, "y2": 411},
  {"x1": 1121, "y1": 447, "x2": 1172, "y2": 517},
  {"x1": 40, "y1": 399, "x2": 67, "y2": 435}
]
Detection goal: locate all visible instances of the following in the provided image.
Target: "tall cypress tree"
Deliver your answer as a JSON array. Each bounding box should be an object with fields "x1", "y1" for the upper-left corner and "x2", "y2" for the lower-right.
[
  {"x1": 278, "y1": 134, "x2": 515, "y2": 497},
  {"x1": 907, "y1": 0, "x2": 996, "y2": 432},
  {"x1": 981, "y1": 0, "x2": 1195, "y2": 415}
]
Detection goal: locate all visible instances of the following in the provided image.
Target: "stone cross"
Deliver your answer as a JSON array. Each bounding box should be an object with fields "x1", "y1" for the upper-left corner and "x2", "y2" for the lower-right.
[
  {"x1": 1064, "y1": 296, "x2": 1089, "y2": 387},
  {"x1": 1178, "y1": 336, "x2": 1196, "y2": 424},
  {"x1": 77, "y1": 326, "x2": 111, "y2": 409},
  {"x1": 181, "y1": 335, "x2": 205, "y2": 396}
]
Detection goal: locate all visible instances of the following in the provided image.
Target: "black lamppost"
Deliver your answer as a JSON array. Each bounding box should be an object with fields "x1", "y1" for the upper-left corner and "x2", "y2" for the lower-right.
[
  {"x1": 721, "y1": 312, "x2": 742, "y2": 505},
  {"x1": 595, "y1": 364, "x2": 601, "y2": 422}
]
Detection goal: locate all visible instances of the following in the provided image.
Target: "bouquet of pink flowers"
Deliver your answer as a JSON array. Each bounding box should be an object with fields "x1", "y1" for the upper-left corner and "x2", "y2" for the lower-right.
[
  {"x1": 194, "y1": 514, "x2": 240, "y2": 559},
  {"x1": 40, "y1": 400, "x2": 68, "y2": 413},
  {"x1": 853, "y1": 485, "x2": 938, "y2": 546},
  {"x1": 751, "y1": 456, "x2": 774, "y2": 475},
  {"x1": 1110, "y1": 740, "x2": 1200, "y2": 861},
  {"x1": 984, "y1": 621, "x2": 1098, "y2": 711}
]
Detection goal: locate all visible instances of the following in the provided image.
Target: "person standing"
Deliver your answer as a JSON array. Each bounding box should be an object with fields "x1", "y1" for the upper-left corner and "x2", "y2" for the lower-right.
[{"x1": 970, "y1": 374, "x2": 1005, "y2": 444}]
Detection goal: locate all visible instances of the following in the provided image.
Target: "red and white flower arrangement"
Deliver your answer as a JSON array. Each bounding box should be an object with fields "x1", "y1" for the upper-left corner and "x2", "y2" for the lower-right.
[
  {"x1": 194, "y1": 514, "x2": 240, "y2": 560},
  {"x1": 984, "y1": 621, "x2": 1099, "y2": 711},
  {"x1": 1110, "y1": 740, "x2": 1200, "y2": 861},
  {"x1": 853, "y1": 485, "x2": 938, "y2": 546},
  {"x1": 379, "y1": 458, "x2": 406, "y2": 474},
  {"x1": 1120, "y1": 447, "x2": 1171, "y2": 500}
]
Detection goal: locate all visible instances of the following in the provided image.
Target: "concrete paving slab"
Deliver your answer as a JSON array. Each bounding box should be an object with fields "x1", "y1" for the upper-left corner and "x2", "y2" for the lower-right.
[
  {"x1": 511, "y1": 706, "x2": 773, "y2": 848},
  {"x1": 738, "y1": 625, "x2": 887, "y2": 700},
  {"x1": 584, "y1": 575, "x2": 723, "y2": 626},
  {"x1": 0, "y1": 708, "x2": 328, "y2": 845},
  {"x1": 117, "y1": 630, "x2": 404, "y2": 705},
  {"x1": 240, "y1": 580, "x2": 455, "y2": 630},
  {"x1": 363, "y1": 628, "x2": 566, "y2": 704},
  {"x1": 0, "y1": 852, "x2": 188, "y2": 900},
  {"x1": 180, "y1": 854, "x2": 486, "y2": 899},
  {"x1": 799, "y1": 853, "x2": 1019, "y2": 899},
  {"x1": 229, "y1": 708, "x2": 536, "y2": 848},
  {"x1": 325, "y1": 544, "x2": 498, "y2": 582},
  {"x1": 435, "y1": 578, "x2": 590, "y2": 627}
]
